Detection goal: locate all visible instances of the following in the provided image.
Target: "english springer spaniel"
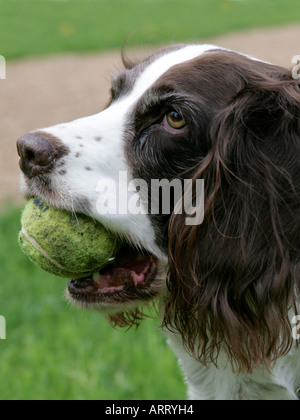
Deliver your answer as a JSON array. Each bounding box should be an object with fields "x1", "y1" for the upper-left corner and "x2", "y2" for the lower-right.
[{"x1": 17, "y1": 44, "x2": 300, "y2": 400}]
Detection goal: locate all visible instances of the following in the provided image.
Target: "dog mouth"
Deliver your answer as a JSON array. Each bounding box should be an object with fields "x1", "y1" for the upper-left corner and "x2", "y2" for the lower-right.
[{"x1": 67, "y1": 244, "x2": 158, "y2": 304}]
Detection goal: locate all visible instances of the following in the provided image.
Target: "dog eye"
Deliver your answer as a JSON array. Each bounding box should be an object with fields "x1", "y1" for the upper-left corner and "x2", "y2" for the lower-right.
[{"x1": 163, "y1": 110, "x2": 186, "y2": 130}]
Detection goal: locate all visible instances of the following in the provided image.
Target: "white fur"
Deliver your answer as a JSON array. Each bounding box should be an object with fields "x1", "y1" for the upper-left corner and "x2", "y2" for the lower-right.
[{"x1": 166, "y1": 330, "x2": 300, "y2": 400}]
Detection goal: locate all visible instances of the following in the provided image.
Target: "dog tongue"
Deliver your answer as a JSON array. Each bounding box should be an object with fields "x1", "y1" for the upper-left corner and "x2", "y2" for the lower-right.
[
  {"x1": 68, "y1": 245, "x2": 157, "y2": 296},
  {"x1": 95, "y1": 253, "x2": 155, "y2": 290}
]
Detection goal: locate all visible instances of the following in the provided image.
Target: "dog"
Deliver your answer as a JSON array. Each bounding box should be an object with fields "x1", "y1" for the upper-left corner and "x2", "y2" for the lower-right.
[{"x1": 17, "y1": 44, "x2": 300, "y2": 400}]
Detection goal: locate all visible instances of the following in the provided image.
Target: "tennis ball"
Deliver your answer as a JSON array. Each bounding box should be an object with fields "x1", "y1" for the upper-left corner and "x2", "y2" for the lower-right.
[{"x1": 19, "y1": 199, "x2": 121, "y2": 279}]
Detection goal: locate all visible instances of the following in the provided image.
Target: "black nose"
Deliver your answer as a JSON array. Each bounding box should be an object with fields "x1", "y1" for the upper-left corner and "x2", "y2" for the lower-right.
[{"x1": 17, "y1": 132, "x2": 68, "y2": 178}]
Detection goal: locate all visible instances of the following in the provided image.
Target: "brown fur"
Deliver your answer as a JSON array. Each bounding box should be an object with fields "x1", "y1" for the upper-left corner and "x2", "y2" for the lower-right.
[{"x1": 111, "y1": 50, "x2": 300, "y2": 373}]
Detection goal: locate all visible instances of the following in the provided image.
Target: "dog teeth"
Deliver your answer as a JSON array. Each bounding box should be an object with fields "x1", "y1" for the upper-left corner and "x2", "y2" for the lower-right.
[{"x1": 93, "y1": 272, "x2": 101, "y2": 282}]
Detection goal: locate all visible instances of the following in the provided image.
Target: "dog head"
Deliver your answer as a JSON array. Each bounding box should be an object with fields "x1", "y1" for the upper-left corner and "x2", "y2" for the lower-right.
[{"x1": 18, "y1": 44, "x2": 300, "y2": 371}]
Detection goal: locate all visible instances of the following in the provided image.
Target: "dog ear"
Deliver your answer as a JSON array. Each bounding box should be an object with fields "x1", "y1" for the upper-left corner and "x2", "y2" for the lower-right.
[{"x1": 165, "y1": 74, "x2": 300, "y2": 372}]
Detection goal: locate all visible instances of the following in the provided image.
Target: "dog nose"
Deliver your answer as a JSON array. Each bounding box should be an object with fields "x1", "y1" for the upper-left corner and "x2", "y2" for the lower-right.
[{"x1": 17, "y1": 132, "x2": 63, "y2": 178}]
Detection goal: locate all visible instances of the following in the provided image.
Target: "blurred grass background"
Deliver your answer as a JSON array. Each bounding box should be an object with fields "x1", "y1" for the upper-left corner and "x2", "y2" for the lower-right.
[
  {"x1": 1, "y1": 0, "x2": 300, "y2": 400},
  {"x1": 2, "y1": 0, "x2": 300, "y2": 60}
]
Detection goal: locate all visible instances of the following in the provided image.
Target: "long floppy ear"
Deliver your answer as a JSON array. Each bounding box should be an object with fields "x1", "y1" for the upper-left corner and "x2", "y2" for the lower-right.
[{"x1": 165, "y1": 72, "x2": 300, "y2": 373}]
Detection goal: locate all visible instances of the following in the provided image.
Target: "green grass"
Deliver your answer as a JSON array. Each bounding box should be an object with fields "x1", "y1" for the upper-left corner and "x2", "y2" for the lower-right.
[
  {"x1": 1, "y1": 0, "x2": 300, "y2": 60},
  {"x1": 0, "y1": 207, "x2": 185, "y2": 400}
]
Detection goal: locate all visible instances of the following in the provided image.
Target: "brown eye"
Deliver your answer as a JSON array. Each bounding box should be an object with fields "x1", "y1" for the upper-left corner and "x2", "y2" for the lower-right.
[{"x1": 164, "y1": 110, "x2": 186, "y2": 130}]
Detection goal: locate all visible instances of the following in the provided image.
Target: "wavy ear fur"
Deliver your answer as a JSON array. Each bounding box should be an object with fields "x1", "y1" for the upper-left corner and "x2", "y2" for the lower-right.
[{"x1": 166, "y1": 67, "x2": 300, "y2": 372}]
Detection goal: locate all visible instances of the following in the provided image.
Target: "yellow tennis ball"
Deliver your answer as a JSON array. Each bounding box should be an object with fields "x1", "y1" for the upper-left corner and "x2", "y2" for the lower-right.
[{"x1": 19, "y1": 199, "x2": 121, "y2": 278}]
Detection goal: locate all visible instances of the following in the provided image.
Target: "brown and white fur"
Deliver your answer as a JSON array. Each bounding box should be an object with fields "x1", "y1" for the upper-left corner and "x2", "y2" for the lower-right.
[{"x1": 17, "y1": 44, "x2": 300, "y2": 399}]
